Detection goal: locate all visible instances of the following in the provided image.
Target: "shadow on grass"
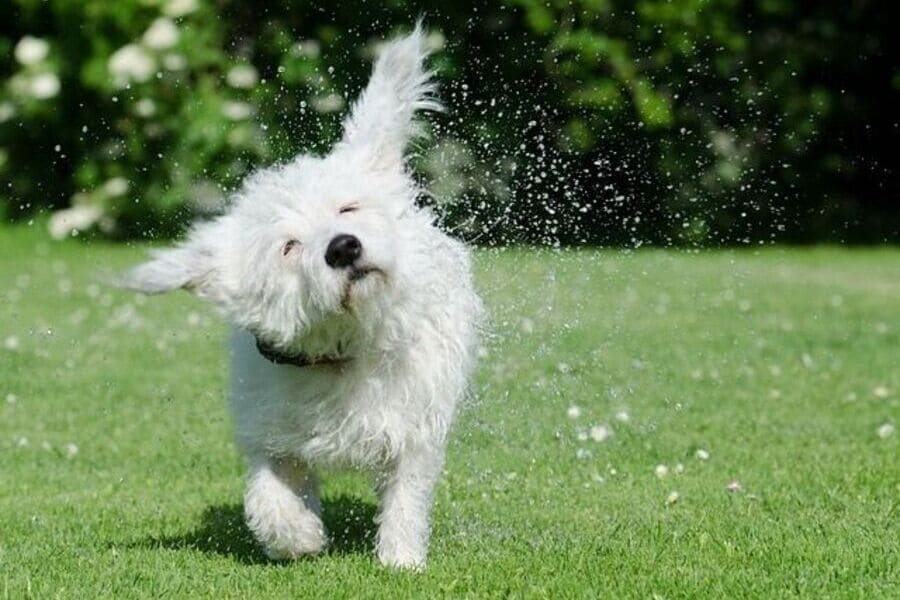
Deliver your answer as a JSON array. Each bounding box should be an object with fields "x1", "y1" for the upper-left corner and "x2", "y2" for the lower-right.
[{"x1": 132, "y1": 495, "x2": 376, "y2": 565}]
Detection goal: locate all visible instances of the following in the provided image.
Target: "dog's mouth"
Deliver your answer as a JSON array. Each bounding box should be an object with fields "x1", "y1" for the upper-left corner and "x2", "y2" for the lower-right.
[
  {"x1": 348, "y1": 265, "x2": 385, "y2": 283},
  {"x1": 340, "y1": 264, "x2": 386, "y2": 313}
]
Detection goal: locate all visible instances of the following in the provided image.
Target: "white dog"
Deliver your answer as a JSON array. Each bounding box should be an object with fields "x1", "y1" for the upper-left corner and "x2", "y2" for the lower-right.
[{"x1": 124, "y1": 25, "x2": 482, "y2": 569}]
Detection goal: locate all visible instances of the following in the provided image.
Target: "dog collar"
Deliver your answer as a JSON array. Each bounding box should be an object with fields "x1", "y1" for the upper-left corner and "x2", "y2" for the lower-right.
[{"x1": 255, "y1": 338, "x2": 350, "y2": 368}]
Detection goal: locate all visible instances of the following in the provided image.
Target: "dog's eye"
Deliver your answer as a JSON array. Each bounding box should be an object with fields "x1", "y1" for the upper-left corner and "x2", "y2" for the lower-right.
[
  {"x1": 339, "y1": 203, "x2": 359, "y2": 214},
  {"x1": 282, "y1": 239, "x2": 300, "y2": 256}
]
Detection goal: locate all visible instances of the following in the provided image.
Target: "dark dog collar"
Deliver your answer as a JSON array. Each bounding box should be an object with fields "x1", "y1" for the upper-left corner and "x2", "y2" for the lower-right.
[{"x1": 255, "y1": 338, "x2": 350, "y2": 368}]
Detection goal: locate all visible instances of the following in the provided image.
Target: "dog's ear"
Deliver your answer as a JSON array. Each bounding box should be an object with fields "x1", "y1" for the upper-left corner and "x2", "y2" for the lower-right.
[
  {"x1": 339, "y1": 21, "x2": 442, "y2": 171},
  {"x1": 119, "y1": 226, "x2": 220, "y2": 297}
]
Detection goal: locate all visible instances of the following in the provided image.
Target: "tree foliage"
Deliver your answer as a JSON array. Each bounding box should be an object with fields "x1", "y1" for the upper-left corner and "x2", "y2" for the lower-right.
[{"x1": 1, "y1": 0, "x2": 896, "y2": 244}]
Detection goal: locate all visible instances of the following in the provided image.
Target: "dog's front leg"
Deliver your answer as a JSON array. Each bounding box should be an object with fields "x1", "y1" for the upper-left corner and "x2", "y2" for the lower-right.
[
  {"x1": 244, "y1": 456, "x2": 327, "y2": 560},
  {"x1": 375, "y1": 444, "x2": 445, "y2": 569}
]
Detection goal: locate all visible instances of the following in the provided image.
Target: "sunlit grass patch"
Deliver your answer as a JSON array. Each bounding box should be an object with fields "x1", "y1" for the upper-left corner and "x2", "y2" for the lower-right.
[{"x1": 1, "y1": 226, "x2": 898, "y2": 597}]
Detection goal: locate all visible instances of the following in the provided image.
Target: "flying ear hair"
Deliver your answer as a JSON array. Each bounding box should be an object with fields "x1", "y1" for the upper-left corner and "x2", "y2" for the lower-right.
[{"x1": 339, "y1": 21, "x2": 443, "y2": 169}]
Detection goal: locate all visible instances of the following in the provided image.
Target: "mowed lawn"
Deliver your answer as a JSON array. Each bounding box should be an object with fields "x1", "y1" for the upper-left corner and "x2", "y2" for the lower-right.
[{"x1": 1, "y1": 224, "x2": 898, "y2": 598}]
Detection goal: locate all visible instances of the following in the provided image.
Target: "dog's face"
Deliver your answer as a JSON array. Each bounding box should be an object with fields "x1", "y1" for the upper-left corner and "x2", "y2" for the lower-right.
[
  {"x1": 124, "y1": 29, "x2": 440, "y2": 350},
  {"x1": 254, "y1": 154, "x2": 405, "y2": 322},
  {"x1": 203, "y1": 152, "x2": 417, "y2": 348}
]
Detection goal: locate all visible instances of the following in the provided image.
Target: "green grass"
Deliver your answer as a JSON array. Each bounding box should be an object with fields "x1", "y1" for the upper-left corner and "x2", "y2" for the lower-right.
[{"x1": 1, "y1": 224, "x2": 898, "y2": 598}]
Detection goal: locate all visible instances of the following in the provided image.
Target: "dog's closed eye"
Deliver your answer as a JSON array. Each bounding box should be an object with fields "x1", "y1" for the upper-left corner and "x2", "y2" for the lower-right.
[
  {"x1": 282, "y1": 239, "x2": 301, "y2": 256},
  {"x1": 339, "y1": 203, "x2": 360, "y2": 214}
]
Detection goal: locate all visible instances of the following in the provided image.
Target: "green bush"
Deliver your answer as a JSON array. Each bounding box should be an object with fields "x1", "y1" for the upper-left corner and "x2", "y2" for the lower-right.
[
  {"x1": 3, "y1": 0, "x2": 286, "y2": 238},
  {"x1": 1, "y1": 0, "x2": 896, "y2": 244}
]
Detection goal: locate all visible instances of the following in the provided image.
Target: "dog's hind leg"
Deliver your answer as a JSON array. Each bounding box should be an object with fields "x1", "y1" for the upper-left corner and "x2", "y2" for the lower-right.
[
  {"x1": 244, "y1": 456, "x2": 326, "y2": 560},
  {"x1": 374, "y1": 443, "x2": 445, "y2": 569}
]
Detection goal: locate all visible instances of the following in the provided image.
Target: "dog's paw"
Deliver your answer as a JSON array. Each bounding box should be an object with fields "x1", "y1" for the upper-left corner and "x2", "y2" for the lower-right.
[
  {"x1": 260, "y1": 518, "x2": 327, "y2": 561},
  {"x1": 376, "y1": 541, "x2": 426, "y2": 570},
  {"x1": 245, "y1": 496, "x2": 327, "y2": 560},
  {"x1": 263, "y1": 531, "x2": 326, "y2": 561}
]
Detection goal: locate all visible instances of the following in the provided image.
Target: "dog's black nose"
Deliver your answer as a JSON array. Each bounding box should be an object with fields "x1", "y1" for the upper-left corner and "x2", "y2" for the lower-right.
[{"x1": 325, "y1": 234, "x2": 362, "y2": 268}]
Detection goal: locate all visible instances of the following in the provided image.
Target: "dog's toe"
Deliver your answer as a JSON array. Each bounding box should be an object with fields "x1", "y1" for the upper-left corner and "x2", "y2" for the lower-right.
[{"x1": 376, "y1": 544, "x2": 426, "y2": 570}]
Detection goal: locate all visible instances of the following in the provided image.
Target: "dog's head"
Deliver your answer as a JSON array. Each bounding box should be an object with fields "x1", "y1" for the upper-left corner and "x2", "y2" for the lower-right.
[{"x1": 122, "y1": 25, "x2": 440, "y2": 350}]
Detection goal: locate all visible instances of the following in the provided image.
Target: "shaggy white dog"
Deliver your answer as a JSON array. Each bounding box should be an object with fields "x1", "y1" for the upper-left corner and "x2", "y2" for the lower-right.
[{"x1": 124, "y1": 25, "x2": 482, "y2": 569}]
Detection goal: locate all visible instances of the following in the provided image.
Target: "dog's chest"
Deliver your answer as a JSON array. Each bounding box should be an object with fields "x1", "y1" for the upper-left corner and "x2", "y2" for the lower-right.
[
  {"x1": 287, "y1": 370, "x2": 415, "y2": 465},
  {"x1": 230, "y1": 330, "x2": 423, "y2": 466}
]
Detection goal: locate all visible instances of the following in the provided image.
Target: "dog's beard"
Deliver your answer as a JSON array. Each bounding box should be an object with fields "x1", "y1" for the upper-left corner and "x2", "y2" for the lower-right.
[
  {"x1": 282, "y1": 311, "x2": 358, "y2": 359},
  {"x1": 341, "y1": 265, "x2": 387, "y2": 313},
  {"x1": 275, "y1": 266, "x2": 388, "y2": 359}
]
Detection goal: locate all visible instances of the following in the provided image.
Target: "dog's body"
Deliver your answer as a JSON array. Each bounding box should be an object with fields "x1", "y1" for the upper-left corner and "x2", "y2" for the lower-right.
[{"x1": 124, "y1": 26, "x2": 482, "y2": 568}]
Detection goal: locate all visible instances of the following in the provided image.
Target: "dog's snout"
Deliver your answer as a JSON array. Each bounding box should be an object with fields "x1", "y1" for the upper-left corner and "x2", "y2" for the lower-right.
[{"x1": 325, "y1": 234, "x2": 362, "y2": 269}]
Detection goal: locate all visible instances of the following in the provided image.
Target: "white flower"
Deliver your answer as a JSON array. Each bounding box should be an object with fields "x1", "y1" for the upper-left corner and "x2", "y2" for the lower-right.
[
  {"x1": 311, "y1": 93, "x2": 344, "y2": 114},
  {"x1": 425, "y1": 31, "x2": 446, "y2": 51},
  {"x1": 873, "y1": 385, "x2": 890, "y2": 399},
  {"x1": 877, "y1": 423, "x2": 895, "y2": 439},
  {"x1": 0, "y1": 102, "x2": 15, "y2": 122},
  {"x1": 726, "y1": 480, "x2": 743, "y2": 492},
  {"x1": 108, "y1": 44, "x2": 156, "y2": 86},
  {"x1": 28, "y1": 73, "x2": 60, "y2": 99},
  {"x1": 134, "y1": 98, "x2": 157, "y2": 117},
  {"x1": 566, "y1": 405, "x2": 581, "y2": 419},
  {"x1": 226, "y1": 64, "x2": 258, "y2": 89},
  {"x1": 64, "y1": 443, "x2": 79, "y2": 458},
  {"x1": 221, "y1": 100, "x2": 254, "y2": 121},
  {"x1": 102, "y1": 177, "x2": 129, "y2": 197},
  {"x1": 293, "y1": 39, "x2": 321, "y2": 59},
  {"x1": 589, "y1": 424, "x2": 611, "y2": 442},
  {"x1": 665, "y1": 491, "x2": 680, "y2": 506},
  {"x1": 654, "y1": 464, "x2": 669, "y2": 478},
  {"x1": 48, "y1": 205, "x2": 103, "y2": 240},
  {"x1": 695, "y1": 448, "x2": 710, "y2": 461},
  {"x1": 14, "y1": 36, "x2": 49, "y2": 66},
  {"x1": 164, "y1": 0, "x2": 199, "y2": 17},
  {"x1": 3, "y1": 336, "x2": 20, "y2": 351},
  {"x1": 162, "y1": 53, "x2": 187, "y2": 71},
  {"x1": 143, "y1": 18, "x2": 179, "y2": 50},
  {"x1": 614, "y1": 410, "x2": 630, "y2": 423}
]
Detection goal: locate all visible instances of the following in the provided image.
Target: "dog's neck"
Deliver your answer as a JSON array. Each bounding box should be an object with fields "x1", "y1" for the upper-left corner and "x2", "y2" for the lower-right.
[{"x1": 255, "y1": 337, "x2": 351, "y2": 368}]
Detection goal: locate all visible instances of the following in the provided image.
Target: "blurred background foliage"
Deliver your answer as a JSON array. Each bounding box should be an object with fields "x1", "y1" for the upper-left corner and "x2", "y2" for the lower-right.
[{"x1": 0, "y1": 0, "x2": 896, "y2": 245}]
